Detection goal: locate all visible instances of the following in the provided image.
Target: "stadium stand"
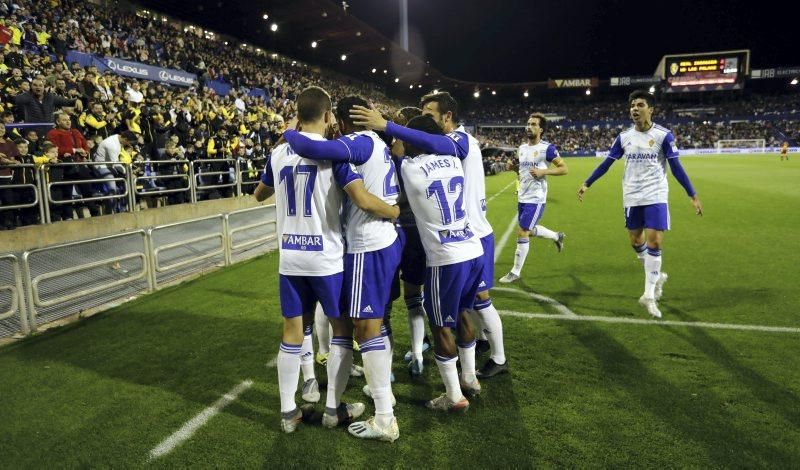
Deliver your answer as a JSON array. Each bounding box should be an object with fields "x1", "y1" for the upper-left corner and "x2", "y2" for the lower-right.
[{"x1": 0, "y1": 0, "x2": 798, "y2": 229}]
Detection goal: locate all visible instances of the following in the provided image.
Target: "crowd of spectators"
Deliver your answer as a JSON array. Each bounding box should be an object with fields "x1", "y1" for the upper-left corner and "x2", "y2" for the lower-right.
[
  {"x1": 465, "y1": 93, "x2": 800, "y2": 125},
  {"x1": 0, "y1": 0, "x2": 798, "y2": 231},
  {"x1": 477, "y1": 120, "x2": 799, "y2": 153}
]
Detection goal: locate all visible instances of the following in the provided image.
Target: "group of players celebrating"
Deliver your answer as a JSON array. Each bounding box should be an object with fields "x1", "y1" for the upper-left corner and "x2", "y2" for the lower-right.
[{"x1": 254, "y1": 87, "x2": 702, "y2": 442}]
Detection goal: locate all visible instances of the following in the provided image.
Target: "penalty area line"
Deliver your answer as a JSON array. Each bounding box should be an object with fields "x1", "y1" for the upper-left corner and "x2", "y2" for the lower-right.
[
  {"x1": 497, "y1": 309, "x2": 800, "y2": 334},
  {"x1": 149, "y1": 379, "x2": 254, "y2": 460}
]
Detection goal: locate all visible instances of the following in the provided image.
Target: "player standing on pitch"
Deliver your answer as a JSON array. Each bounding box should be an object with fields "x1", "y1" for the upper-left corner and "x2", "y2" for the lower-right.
[{"x1": 577, "y1": 90, "x2": 703, "y2": 319}]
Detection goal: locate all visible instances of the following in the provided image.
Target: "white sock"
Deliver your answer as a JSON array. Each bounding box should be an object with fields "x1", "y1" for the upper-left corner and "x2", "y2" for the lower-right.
[
  {"x1": 633, "y1": 242, "x2": 647, "y2": 265},
  {"x1": 314, "y1": 304, "x2": 330, "y2": 355},
  {"x1": 533, "y1": 225, "x2": 559, "y2": 241},
  {"x1": 380, "y1": 323, "x2": 394, "y2": 375},
  {"x1": 277, "y1": 342, "x2": 301, "y2": 414},
  {"x1": 644, "y1": 247, "x2": 662, "y2": 299},
  {"x1": 466, "y1": 309, "x2": 486, "y2": 341},
  {"x1": 360, "y1": 335, "x2": 394, "y2": 428},
  {"x1": 475, "y1": 299, "x2": 506, "y2": 364},
  {"x1": 406, "y1": 295, "x2": 426, "y2": 362},
  {"x1": 325, "y1": 338, "x2": 353, "y2": 413},
  {"x1": 511, "y1": 238, "x2": 530, "y2": 276},
  {"x1": 435, "y1": 354, "x2": 463, "y2": 402},
  {"x1": 457, "y1": 340, "x2": 477, "y2": 383},
  {"x1": 300, "y1": 328, "x2": 315, "y2": 382}
]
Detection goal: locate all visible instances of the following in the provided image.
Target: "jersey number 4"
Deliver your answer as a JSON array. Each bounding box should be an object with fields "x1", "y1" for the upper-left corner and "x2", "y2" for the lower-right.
[
  {"x1": 279, "y1": 165, "x2": 317, "y2": 217},
  {"x1": 427, "y1": 176, "x2": 465, "y2": 225}
]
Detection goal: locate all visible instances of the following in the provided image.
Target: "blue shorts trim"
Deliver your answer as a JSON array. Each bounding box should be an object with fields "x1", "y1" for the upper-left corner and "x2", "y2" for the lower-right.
[
  {"x1": 624, "y1": 203, "x2": 670, "y2": 231},
  {"x1": 518, "y1": 203, "x2": 546, "y2": 232},
  {"x1": 398, "y1": 225, "x2": 426, "y2": 286},
  {"x1": 424, "y1": 257, "x2": 484, "y2": 329},
  {"x1": 343, "y1": 238, "x2": 403, "y2": 319},
  {"x1": 279, "y1": 273, "x2": 343, "y2": 319},
  {"x1": 478, "y1": 233, "x2": 494, "y2": 291}
]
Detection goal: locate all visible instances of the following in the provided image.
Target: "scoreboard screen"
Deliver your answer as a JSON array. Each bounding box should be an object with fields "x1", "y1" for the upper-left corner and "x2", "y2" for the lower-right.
[{"x1": 664, "y1": 51, "x2": 749, "y2": 91}]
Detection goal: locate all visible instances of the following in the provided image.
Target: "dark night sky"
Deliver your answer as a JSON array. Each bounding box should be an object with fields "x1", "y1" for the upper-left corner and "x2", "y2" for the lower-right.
[{"x1": 344, "y1": 0, "x2": 798, "y2": 83}]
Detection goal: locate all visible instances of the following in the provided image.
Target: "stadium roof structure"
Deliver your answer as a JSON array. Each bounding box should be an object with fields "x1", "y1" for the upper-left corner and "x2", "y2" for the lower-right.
[{"x1": 137, "y1": 0, "x2": 451, "y2": 95}]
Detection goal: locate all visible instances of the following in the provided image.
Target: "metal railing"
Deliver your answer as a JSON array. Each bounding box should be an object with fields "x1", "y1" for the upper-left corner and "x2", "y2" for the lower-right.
[
  {"x1": 0, "y1": 254, "x2": 30, "y2": 338},
  {"x1": 192, "y1": 158, "x2": 237, "y2": 194},
  {"x1": 0, "y1": 158, "x2": 276, "y2": 227},
  {"x1": 2, "y1": 204, "x2": 276, "y2": 338}
]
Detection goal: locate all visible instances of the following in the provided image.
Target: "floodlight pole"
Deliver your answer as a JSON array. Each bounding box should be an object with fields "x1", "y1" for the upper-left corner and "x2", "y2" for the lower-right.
[{"x1": 400, "y1": 0, "x2": 409, "y2": 51}]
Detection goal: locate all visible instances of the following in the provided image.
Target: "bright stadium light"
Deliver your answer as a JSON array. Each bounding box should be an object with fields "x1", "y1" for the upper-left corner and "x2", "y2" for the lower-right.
[
  {"x1": 262, "y1": 13, "x2": 269, "y2": 20},
  {"x1": 383, "y1": 69, "x2": 388, "y2": 74},
  {"x1": 792, "y1": 78, "x2": 799, "y2": 85},
  {"x1": 418, "y1": 84, "x2": 422, "y2": 88},
  {"x1": 523, "y1": 90, "x2": 529, "y2": 97},
  {"x1": 270, "y1": 23, "x2": 278, "y2": 32},
  {"x1": 585, "y1": 88, "x2": 591, "y2": 95},
  {"x1": 340, "y1": 54, "x2": 347, "y2": 61},
  {"x1": 473, "y1": 90, "x2": 480, "y2": 98},
  {"x1": 649, "y1": 85, "x2": 656, "y2": 93},
  {"x1": 311, "y1": 41, "x2": 318, "y2": 48},
  {"x1": 394, "y1": 77, "x2": 399, "y2": 83},
  {"x1": 409, "y1": 84, "x2": 414, "y2": 89},
  {"x1": 433, "y1": 89, "x2": 439, "y2": 94},
  {"x1": 371, "y1": 68, "x2": 377, "y2": 73},
  {"x1": 491, "y1": 90, "x2": 496, "y2": 96}
]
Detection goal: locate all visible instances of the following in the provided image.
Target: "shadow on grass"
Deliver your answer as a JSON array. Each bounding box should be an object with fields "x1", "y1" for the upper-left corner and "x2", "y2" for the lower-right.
[{"x1": 565, "y1": 320, "x2": 796, "y2": 467}]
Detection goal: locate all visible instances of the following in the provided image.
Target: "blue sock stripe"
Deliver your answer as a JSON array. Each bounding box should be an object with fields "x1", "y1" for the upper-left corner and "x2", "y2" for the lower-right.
[
  {"x1": 517, "y1": 238, "x2": 529, "y2": 244},
  {"x1": 358, "y1": 336, "x2": 385, "y2": 349},
  {"x1": 331, "y1": 336, "x2": 353, "y2": 348},
  {"x1": 434, "y1": 353, "x2": 457, "y2": 363},
  {"x1": 405, "y1": 295, "x2": 423, "y2": 309},
  {"x1": 634, "y1": 243, "x2": 647, "y2": 253},
  {"x1": 646, "y1": 248, "x2": 662, "y2": 257},
  {"x1": 475, "y1": 299, "x2": 493, "y2": 310},
  {"x1": 457, "y1": 339, "x2": 477, "y2": 349},
  {"x1": 303, "y1": 325, "x2": 312, "y2": 336},
  {"x1": 360, "y1": 343, "x2": 387, "y2": 353},
  {"x1": 279, "y1": 342, "x2": 302, "y2": 354},
  {"x1": 380, "y1": 325, "x2": 393, "y2": 337}
]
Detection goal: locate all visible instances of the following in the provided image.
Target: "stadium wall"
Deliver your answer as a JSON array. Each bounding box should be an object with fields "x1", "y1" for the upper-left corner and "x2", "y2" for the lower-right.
[{"x1": 0, "y1": 196, "x2": 271, "y2": 254}]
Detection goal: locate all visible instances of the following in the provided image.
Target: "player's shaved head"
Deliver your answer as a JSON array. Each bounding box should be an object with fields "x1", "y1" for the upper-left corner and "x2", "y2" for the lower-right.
[
  {"x1": 395, "y1": 107, "x2": 421, "y2": 126},
  {"x1": 334, "y1": 95, "x2": 369, "y2": 131},
  {"x1": 296, "y1": 86, "x2": 332, "y2": 123},
  {"x1": 404, "y1": 115, "x2": 443, "y2": 157},
  {"x1": 629, "y1": 89, "x2": 654, "y2": 107}
]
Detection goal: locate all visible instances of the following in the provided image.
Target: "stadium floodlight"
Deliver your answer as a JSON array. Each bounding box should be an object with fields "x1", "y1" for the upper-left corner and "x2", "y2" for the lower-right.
[
  {"x1": 418, "y1": 84, "x2": 422, "y2": 88},
  {"x1": 224, "y1": 41, "x2": 228, "y2": 45},
  {"x1": 585, "y1": 88, "x2": 591, "y2": 95},
  {"x1": 270, "y1": 23, "x2": 278, "y2": 32},
  {"x1": 433, "y1": 89, "x2": 439, "y2": 94},
  {"x1": 491, "y1": 90, "x2": 496, "y2": 96},
  {"x1": 410, "y1": 84, "x2": 414, "y2": 89},
  {"x1": 383, "y1": 69, "x2": 388, "y2": 74},
  {"x1": 371, "y1": 68, "x2": 377, "y2": 73},
  {"x1": 649, "y1": 85, "x2": 656, "y2": 94},
  {"x1": 792, "y1": 78, "x2": 799, "y2": 85},
  {"x1": 340, "y1": 54, "x2": 347, "y2": 61},
  {"x1": 311, "y1": 41, "x2": 318, "y2": 48},
  {"x1": 473, "y1": 90, "x2": 480, "y2": 98},
  {"x1": 262, "y1": 13, "x2": 269, "y2": 20},
  {"x1": 523, "y1": 90, "x2": 529, "y2": 97},
  {"x1": 394, "y1": 77, "x2": 399, "y2": 83}
]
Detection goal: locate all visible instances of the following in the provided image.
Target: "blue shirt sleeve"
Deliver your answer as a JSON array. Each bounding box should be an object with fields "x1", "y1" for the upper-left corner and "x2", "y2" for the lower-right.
[
  {"x1": 667, "y1": 157, "x2": 697, "y2": 197},
  {"x1": 584, "y1": 157, "x2": 616, "y2": 187},
  {"x1": 332, "y1": 162, "x2": 363, "y2": 188},
  {"x1": 608, "y1": 136, "x2": 624, "y2": 160},
  {"x1": 662, "y1": 132, "x2": 679, "y2": 159},
  {"x1": 385, "y1": 121, "x2": 469, "y2": 159},
  {"x1": 260, "y1": 155, "x2": 274, "y2": 186},
  {"x1": 545, "y1": 144, "x2": 559, "y2": 162},
  {"x1": 337, "y1": 134, "x2": 375, "y2": 165},
  {"x1": 282, "y1": 130, "x2": 350, "y2": 163}
]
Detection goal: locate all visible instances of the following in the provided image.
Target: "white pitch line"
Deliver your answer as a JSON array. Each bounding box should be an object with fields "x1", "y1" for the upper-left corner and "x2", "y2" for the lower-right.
[
  {"x1": 497, "y1": 309, "x2": 800, "y2": 334},
  {"x1": 486, "y1": 179, "x2": 516, "y2": 204},
  {"x1": 149, "y1": 379, "x2": 254, "y2": 460},
  {"x1": 493, "y1": 286, "x2": 577, "y2": 317},
  {"x1": 265, "y1": 355, "x2": 278, "y2": 368},
  {"x1": 494, "y1": 215, "x2": 518, "y2": 263}
]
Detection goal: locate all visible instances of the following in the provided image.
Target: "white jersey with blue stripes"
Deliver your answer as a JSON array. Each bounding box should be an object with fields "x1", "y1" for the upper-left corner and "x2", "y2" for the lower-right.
[
  {"x1": 451, "y1": 126, "x2": 493, "y2": 238},
  {"x1": 517, "y1": 140, "x2": 559, "y2": 204},
  {"x1": 608, "y1": 123, "x2": 679, "y2": 207},
  {"x1": 400, "y1": 153, "x2": 483, "y2": 267}
]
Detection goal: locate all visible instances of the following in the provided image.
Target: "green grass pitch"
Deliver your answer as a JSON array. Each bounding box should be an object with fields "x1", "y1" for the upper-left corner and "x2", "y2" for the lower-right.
[{"x1": 1, "y1": 154, "x2": 799, "y2": 467}]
